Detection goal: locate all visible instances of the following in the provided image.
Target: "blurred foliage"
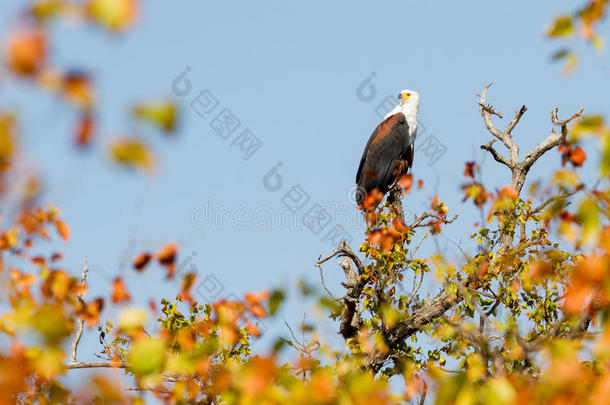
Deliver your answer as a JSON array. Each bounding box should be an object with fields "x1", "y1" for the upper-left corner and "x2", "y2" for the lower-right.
[{"x1": 547, "y1": 0, "x2": 608, "y2": 74}]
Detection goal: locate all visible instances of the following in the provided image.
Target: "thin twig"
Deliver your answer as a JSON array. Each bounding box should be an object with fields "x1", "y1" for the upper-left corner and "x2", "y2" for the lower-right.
[
  {"x1": 69, "y1": 257, "x2": 89, "y2": 364},
  {"x1": 530, "y1": 192, "x2": 575, "y2": 216},
  {"x1": 316, "y1": 262, "x2": 338, "y2": 300},
  {"x1": 68, "y1": 361, "x2": 125, "y2": 370},
  {"x1": 480, "y1": 140, "x2": 511, "y2": 168},
  {"x1": 407, "y1": 272, "x2": 424, "y2": 304}
]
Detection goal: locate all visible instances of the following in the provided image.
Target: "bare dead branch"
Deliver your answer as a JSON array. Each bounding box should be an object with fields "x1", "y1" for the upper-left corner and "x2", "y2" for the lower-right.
[
  {"x1": 477, "y1": 85, "x2": 582, "y2": 251},
  {"x1": 68, "y1": 361, "x2": 126, "y2": 370},
  {"x1": 316, "y1": 240, "x2": 364, "y2": 275},
  {"x1": 506, "y1": 105, "x2": 528, "y2": 134},
  {"x1": 69, "y1": 257, "x2": 89, "y2": 364},
  {"x1": 551, "y1": 107, "x2": 584, "y2": 126},
  {"x1": 481, "y1": 140, "x2": 511, "y2": 168},
  {"x1": 316, "y1": 264, "x2": 338, "y2": 301},
  {"x1": 521, "y1": 108, "x2": 584, "y2": 174},
  {"x1": 338, "y1": 257, "x2": 363, "y2": 338},
  {"x1": 411, "y1": 212, "x2": 458, "y2": 229},
  {"x1": 478, "y1": 84, "x2": 515, "y2": 151},
  {"x1": 407, "y1": 271, "x2": 424, "y2": 304},
  {"x1": 388, "y1": 188, "x2": 404, "y2": 222}
]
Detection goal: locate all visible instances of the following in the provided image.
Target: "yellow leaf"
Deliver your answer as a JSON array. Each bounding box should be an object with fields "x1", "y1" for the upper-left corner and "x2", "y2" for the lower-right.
[
  {"x1": 29, "y1": 0, "x2": 65, "y2": 22},
  {"x1": 118, "y1": 308, "x2": 147, "y2": 331},
  {"x1": 552, "y1": 169, "x2": 579, "y2": 190},
  {"x1": 87, "y1": 0, "x2": 138, "y2": 32},
  {"x1": 0, "y1": 112, "x2": 16, "y2": 168},
  {"x1": 482, "y1": 378, "x2": 516, "y2": 405},
  {"x1": 109, "y1": 137, "x2": 154, "y2": 170},
  {"x1": 132, "y1": 100, "x2": 178, "y2": 133},
  {"x1": 127, "y1": 337, "x2": 165, "y2": 375},
  {"x1": 27, "y1": 346, "x2": 66, "y2": 380},
  {"x1": 548, "y1": 16, "x2": 574, "y2": 38}
]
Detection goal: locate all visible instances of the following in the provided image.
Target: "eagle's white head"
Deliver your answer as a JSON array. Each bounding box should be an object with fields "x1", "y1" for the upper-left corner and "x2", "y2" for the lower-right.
[
  {"x1": 383, "y1": 89, "x2": 419, "y2": 137},
  {"x1": 398, "y1": 89, "x2": 419, "y2": 110}
]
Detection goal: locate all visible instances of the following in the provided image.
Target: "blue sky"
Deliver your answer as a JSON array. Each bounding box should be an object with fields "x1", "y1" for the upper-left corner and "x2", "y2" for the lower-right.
[{"x1": 1, "y1": 0, "x2": 610, "y2": 386}]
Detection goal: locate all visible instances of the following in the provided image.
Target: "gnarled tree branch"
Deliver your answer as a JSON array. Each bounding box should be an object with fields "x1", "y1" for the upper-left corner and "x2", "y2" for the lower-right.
[{"x1": 478, "y1": 84, "x2": 582, "y2": 251}]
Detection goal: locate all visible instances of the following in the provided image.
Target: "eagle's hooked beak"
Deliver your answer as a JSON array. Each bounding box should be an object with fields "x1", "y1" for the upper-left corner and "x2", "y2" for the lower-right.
[{"x1": 400, "y1": 93, "x2": 411, "y2": 101}]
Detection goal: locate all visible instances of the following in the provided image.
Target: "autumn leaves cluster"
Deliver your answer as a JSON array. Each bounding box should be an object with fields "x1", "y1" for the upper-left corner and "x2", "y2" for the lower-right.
[{"x1": 1, "y1": 0, "x2": 178, "y2": 182}]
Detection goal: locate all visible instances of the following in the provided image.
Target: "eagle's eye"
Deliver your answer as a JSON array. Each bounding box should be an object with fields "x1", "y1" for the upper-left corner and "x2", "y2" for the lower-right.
[{"x1": 406, "y1": 93, "x2": 411, "y2": 97}]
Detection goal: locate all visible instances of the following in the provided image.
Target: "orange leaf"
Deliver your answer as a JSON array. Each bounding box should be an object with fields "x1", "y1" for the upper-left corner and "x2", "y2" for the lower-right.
[
  {"x1": 250, "y1": 303, "x2": 267, "y2": 318},
  {"x1": 133, "y1": 252, "x2": 152, "y2": 271},
  {"x1": 54, "y1": 219, "x2": 70, "y2": 240},
  {"x1": 398, "y1": 173, "x2": 413, "y2": 196},
  {"x1": 77, "y1": 298, "x2": 104, "y2": 328},
  {"x1": 157, "y1": 243, "x2": 177, "y2": 278},
  {"x1": 180, "y1": 273, "x2": 196, "y2": 304},
  {"x1": 570, "y1": 146, "x2": 587, "y2": 167},
  {"x1": 31, "y1": 256, "x2": 45, "y2": 265},
  {"x1": 111, "y1": 277, "x2": 131, "y2": 303},
  {"x1": 362, "y1": 189, "x2": 384, "y2": 211},
  {"x1": 464, "y1": 161, "x2": 477, "y2": 178},
  {"x1": 364, "y1": 212, "x2": 378, "y2": 227},
  {"x1": 75, "y1": 113, "x2": 95, "y2": 147},
  {"x1": 245, "y1": 290, "x2": 270, "y2": 305},
  {"x1": 500, "y1": 186, "x2": 519, "y2": 200},
  {"x1": 3, "y1": 28, "x2": 46, "y2": 77},
  {"x1": 393, "y1": 218, "x2": 410, "y2": 234},
  {"x1": 245, "y1": 322, "x2": 261, "y2": 337},
  {"x1": 63, "y1": 72, "x2": 95, "y2": 108},
  {"x1": 157, "y1": 243, "x2": 177, "y2": 265},
  {"x1": 564, "y1": 283, "x2": 592, "y2": 314}
]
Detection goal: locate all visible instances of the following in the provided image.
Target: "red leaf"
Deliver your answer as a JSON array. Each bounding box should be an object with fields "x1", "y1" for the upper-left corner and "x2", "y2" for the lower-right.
[{"x1": 464, "y1": 161, "x2": 477, "y2": 178}]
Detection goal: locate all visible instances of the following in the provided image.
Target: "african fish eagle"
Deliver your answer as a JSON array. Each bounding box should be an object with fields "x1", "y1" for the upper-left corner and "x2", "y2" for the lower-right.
[{"x1": 355, "y1": 89, "x2": 419, "y2": 207}]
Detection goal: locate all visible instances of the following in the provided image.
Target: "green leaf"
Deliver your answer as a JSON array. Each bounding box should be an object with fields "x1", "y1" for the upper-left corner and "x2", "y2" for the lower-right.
[
  {"x1": 268, "y1": 289, "x2": 285, "y2": 315},
  {"x1": 578, "y1": 197, "x2": 600, "y2": 243}
]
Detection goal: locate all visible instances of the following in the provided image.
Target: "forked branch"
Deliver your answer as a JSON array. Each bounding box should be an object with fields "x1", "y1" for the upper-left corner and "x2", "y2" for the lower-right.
[{"x1": 478, "y1": 84, "x2": 583, "y2": 194}]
